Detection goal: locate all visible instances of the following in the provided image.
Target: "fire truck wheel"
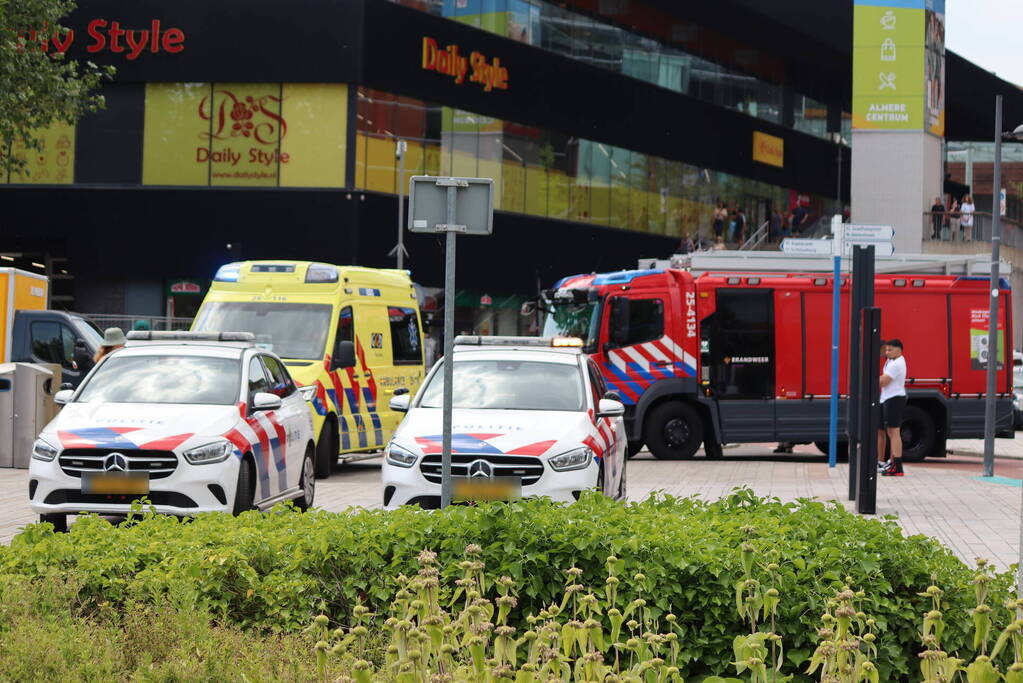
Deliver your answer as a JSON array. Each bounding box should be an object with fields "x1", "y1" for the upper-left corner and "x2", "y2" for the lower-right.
[
  {"x1": 626, "y1": 441, "x2": 644, "y2": 458},
  {"x1": 814, "y1": 441, "x2": 849, "y2": 461},
  {"x1": 646, "y1": 402, "x2": 703, "y2": 460},
  {"x1": 314, "y1": 420, "x2": 337, "y2": 479},
  {"x1": 899, "y1": 406, "x2": 935, "y2": 462}
]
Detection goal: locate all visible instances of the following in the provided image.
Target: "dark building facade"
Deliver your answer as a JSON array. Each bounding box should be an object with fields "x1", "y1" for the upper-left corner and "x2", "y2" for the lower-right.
[{"x1": 5, "y1": 0, "x2": 1013, "y2": 320}]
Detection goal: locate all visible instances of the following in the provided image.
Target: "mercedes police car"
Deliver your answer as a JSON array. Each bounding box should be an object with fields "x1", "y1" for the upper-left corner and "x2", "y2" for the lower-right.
[
  {"x1": 28, "y1": 331, "x2": 316, "y2": 531},
  {"x1": 381, "y1": 336, "x2": 627, "y2": 509}
]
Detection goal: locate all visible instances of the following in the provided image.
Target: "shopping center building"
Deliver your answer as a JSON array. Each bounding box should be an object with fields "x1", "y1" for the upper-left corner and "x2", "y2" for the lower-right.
[{"x1": 2, "y1": 0, "x2": 1021, "y2": 329}]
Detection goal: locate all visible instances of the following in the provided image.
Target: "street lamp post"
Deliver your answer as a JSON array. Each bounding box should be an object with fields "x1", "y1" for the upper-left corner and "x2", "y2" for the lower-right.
[{"x1": 983, "y1": 100, "x2": 1023, "y2": 479}]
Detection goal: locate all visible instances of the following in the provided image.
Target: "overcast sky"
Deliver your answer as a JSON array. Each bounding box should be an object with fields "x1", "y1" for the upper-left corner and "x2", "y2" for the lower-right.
[{"x1": 945, "y1": 0, "x2": 1023, "y2": 87}]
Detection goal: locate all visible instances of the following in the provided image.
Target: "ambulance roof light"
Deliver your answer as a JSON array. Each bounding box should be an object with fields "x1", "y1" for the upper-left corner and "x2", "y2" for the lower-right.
[
  {"x1": 305, "y1": 263, "x2": 340, "y2": 283},
  {"x1": 214, "y1": 262, "x2": 242, "y2": 282}
]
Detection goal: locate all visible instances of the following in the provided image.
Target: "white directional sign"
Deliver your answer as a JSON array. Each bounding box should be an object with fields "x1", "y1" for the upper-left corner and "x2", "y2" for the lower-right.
[
  {"x1": 844, "y1": 224, "x2": 894, "y2": 242},
  {"x1": 844, "y1": 240, "x2": 895, "y2": 256},
  {"x1": 780, "y1": 238, "x2": 834, "y2": 255}
]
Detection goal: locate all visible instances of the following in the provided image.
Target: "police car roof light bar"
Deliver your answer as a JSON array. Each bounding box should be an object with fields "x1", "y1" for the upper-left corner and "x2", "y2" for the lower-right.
[
  {"x1": 126, "y1": 331, "x2": 255, "y2": 344},
  {"x1": 453, "y1": 335, "x2": 583, "y2": 348}
]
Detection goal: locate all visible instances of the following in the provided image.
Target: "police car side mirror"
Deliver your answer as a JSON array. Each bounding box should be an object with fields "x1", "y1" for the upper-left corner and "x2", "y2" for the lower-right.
[
  {"x1": 252, "y1": 392, "x2": 282, "y2": 412},
  {"x1": 389, "y1": 394, "x2": 410, "y2": 413},
  {"x1": 596, "y1": 398, "x2": 624, "y2": 418},
  {"x1": 332, "y1": 341, "x2": 356, "y2": 370},
  {"x1": 54, "y1": 389, "x2": 74, "y2": 406}
]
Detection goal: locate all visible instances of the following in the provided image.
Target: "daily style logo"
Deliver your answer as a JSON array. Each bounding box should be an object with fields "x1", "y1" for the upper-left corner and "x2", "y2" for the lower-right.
[
  {"x1": 421, "y1": 36, "x2": 509, "y2": 92},
  {"x1": 17, "y1": 19, "x2": 186, "y2": 60},
  {"x1": 196, "y1": 90, "x2": 290, "y2": 169}
]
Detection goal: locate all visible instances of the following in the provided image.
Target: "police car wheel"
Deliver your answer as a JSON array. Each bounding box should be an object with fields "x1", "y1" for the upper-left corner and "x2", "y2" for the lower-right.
[
  {"x1": 40, "y1": 513, "x2": 67, "y2": 533},
  {"x1": 314, "y1": 421, "x2": 336, "y2": 479},
  {"x1": 297, "y1": 446, "x2": 315, "y2": 511},
  {"x1": 899, "y1": 405, "x2": 935, "y2": 463},
  {"x1": 233, "y1": 458, "x2": 256, "y2": 515},
  {"x1": 646, "y1": 402, "x2": 703, "y2": 460}
]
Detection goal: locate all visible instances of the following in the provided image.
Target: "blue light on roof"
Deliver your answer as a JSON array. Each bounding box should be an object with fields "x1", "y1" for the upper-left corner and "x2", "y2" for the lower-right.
[
  {"x1": 214, "y1": 263, "x2": 241, "y2": 282},
  {"x1": 591, "y1": 269, "x2": 664, "y2": 286}
]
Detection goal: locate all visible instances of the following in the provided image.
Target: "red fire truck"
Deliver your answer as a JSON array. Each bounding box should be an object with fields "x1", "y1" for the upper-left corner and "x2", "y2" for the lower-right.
[{"x1": 540, "y1": 268, "x2": 1014, "y2": 461}]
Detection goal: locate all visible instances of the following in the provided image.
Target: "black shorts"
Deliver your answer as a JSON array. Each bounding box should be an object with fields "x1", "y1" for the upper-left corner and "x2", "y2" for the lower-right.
[{"x1": 881, "y1": 396, "x2": 907, "y2": 429}]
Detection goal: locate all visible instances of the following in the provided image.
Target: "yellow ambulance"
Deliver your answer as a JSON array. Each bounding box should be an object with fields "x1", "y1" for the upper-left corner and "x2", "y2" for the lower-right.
[{"x1": 192, "y1": 261, "x2": 426, "y2": 477}]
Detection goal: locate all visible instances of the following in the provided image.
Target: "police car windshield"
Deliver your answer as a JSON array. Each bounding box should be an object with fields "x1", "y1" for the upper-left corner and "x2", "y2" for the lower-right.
[
  {"x1": 419, "y1": 359, "x2": 586, "y2": 411},
  {"x1": 193, "y1": 302, "x2": 331, "y2": 359},
  {"x1": 542, "y1": 301, "x2": 600, "y2": 350},
  {"x1": 76, "y1": 355, "x2": 240, "y2": 405}
]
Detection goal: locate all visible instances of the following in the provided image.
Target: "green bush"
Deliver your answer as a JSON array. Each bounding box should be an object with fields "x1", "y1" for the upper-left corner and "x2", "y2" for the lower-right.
[{"x1": 1, "y1": 490, "x2": 1012, "y2": 680}]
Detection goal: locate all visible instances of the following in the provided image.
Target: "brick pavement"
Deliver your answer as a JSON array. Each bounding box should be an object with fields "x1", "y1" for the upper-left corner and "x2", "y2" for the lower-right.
[{"x1": 2, "y1": 446, "x2": 1021, "y2": 570}]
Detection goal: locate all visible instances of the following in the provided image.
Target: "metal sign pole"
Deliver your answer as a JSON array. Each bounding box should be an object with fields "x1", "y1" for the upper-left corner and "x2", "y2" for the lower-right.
[
  {"x1": 828, "y1": 217, "x2": 843, "y2": 468},
  {"x1": 848, "y1": 245, "x2": 875, "y2": 501},
  {"x1": 983, "y1": 95, "x2": 1003, "y2": 478},
  {"x1": 440, "y1": 183, "x2": 457, "y2": 508},
  {"x1": 407, "y1": 174, "x2": 494, "y2": 509},
  {"x1": 392, "y1": 140, "x2": 409, "y2": 269}
]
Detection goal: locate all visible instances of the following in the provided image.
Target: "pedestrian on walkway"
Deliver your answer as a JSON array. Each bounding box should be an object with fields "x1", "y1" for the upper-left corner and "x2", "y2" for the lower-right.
[
  {"x1": 769, "y1": 207, "x2": 783, "y2": 243},
  {"x1": 879, "y1": 339, "x2": 908, "y2": 476},
  {"x1": 734, "y1": 207, "x2": 748, "y2": 244}
]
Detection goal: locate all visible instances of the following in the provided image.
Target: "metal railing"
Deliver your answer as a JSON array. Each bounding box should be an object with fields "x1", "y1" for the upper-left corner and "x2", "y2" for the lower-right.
[
  {"x1": 922, "y1": 211, "x2": 1023, "y2": 250},
  {"x1": 738, "y1": 220, "x2": 770, "y2": 251},
  {"x1": 83, "y1": 314, "x2": 194, "y2": 333}
]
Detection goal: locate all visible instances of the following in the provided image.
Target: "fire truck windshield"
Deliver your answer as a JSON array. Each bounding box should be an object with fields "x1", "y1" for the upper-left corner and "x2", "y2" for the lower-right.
[{"x1": 542, "y1": 299, "x2": 601, "y2": 351}]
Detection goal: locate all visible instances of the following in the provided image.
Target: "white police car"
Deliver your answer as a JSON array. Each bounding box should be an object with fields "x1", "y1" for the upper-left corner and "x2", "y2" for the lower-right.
[
  {"x1": 28, "y1": 331, "x2": 316, "y2": 531},
  {"x1": 381, "y1": 336, "x2": 627, "y2": 509}
]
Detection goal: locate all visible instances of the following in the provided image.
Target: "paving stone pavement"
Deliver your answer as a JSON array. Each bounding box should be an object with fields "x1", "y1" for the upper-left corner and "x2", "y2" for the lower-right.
[{"x1": 3, "y1": 443, "x2": 1022, "y2": 570}]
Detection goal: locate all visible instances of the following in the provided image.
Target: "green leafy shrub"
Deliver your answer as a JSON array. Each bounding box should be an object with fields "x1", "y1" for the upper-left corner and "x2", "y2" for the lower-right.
[{"x1": 0, "y1": 490, "x2": 1012, "y2": 680}]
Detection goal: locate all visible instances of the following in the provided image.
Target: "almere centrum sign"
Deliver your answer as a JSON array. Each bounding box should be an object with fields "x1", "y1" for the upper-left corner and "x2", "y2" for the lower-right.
[{"x1": 852, "y1": 0, "x2": 945, "y2": 136}]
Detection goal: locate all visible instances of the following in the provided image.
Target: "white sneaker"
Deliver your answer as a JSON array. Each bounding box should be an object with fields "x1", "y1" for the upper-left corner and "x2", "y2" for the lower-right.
[{"x1": 877, "y1": 461, "x2": 890, "y2": 472}]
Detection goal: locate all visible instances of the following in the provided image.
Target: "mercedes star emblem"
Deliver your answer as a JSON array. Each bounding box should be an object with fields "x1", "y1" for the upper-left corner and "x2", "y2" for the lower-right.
[
  {"x1": 467, "y1": 459, "x2": 493, "y2": 478},
  {"x1": 103, "y1": 452, "x2": 128, "y2": 472}
]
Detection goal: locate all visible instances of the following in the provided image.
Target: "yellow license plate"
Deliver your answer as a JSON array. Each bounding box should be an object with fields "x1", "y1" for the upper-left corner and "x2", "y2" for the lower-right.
[
  {"x1": 452, "y1": 477, "x2": 520, "y2": 503},
  {"x1": 81, "y1": 472, "x2": 150, "y2": 495}
]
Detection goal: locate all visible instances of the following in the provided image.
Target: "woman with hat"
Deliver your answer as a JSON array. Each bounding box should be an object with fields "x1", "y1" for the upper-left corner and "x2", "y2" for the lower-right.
[{"x1": 94, "y1": 327, "x2": 126, "y2": 363}]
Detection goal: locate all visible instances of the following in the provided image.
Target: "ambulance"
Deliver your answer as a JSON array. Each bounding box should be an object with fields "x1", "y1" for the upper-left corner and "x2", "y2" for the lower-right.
[{"x1": 192, "y1": 261, "x2": 426, "y2": 477}]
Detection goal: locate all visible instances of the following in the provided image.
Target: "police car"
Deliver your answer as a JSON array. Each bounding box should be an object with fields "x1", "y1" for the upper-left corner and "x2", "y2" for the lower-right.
[
  {"x1": 382, "y1": 336, "x2": 627, "y2": 509},
  {"x1": 28, "y1": 331, "x2": 316, "y2": 531}
]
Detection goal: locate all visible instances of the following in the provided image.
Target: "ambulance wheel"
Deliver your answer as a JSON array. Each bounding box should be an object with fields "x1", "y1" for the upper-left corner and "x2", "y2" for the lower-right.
[
  {"x1": 646, "y1": 402, "x2": 703, "y2": 460},
  {"x1": 626, "y1": 441, "x2": 644, "y2": 458},
  {"x1": 296, "y1": 445, "x2": 316, "y2": 512},
  {"x1": 232, "y1": 457, "x2": 255, "y2": 515},
  {"x1": 314, "y1": 420, "x2": 336, "y2": 479},
  {"x1": 899, "y1": 406, "x2": 935, "y2": 463},
  {"x1": 39, "y1": 513, "x2": 67, "y2": 533}
]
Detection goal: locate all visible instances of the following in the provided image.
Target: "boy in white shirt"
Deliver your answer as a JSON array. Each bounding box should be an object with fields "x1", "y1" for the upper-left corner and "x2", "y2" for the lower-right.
[{"x1": 878, "y1": 339, "x2": 907, "y2": 476}]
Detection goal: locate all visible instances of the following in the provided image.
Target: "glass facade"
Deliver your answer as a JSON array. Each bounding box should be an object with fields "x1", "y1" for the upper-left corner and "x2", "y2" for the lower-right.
[
  {"x1": 355, "y1": 87, "x2": 824, "y2": 238},
  {"x1": 393, "y1": 0, "x2": 839, "y2": 137}
]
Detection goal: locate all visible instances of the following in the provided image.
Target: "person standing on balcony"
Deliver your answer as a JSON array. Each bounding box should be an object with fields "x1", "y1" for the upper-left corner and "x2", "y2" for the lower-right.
[
  {"x1": 734, "y1": 207, "x2": 747, "y2": 244},
  {"x1": 948, "y1": 197, "x2": 960, "y2": 240},
  {"x1": 712, "y1": 202, "x2": 727, "y2": 240},
  {"x1": 930, "y1": 197, "x2": 946, "y2": 239},
  {"x1": 960, "y1": 195, "x2": 975, "y2": 241},
  {"x1": 769, "y1": 207, "x2": 783, "y2": 243}
]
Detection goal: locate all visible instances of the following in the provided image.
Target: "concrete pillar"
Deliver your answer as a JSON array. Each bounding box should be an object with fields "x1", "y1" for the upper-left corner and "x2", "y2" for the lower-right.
[{"x1": 851, "y1": 131, "x2": 942, "y2": 254}]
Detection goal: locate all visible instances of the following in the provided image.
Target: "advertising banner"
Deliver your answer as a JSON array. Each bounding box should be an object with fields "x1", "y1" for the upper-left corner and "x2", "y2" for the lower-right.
[
  {"x1": 970, "y1": 308, "x2": 1004, "y2": 370},
  {"x1": 142, "y1": 83, "x2": 347, "y2": 187},
  {"x1": 852, "y1": 0, "x2": 944, "y2": 136},
  {"x1": 3, "y1": 122, "x2": 75, "y2": 185}
]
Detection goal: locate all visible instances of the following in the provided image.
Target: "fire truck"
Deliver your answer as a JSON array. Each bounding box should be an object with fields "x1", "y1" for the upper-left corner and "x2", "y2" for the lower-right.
[{"x1": 539, "y1": 261, "x2": 1014, "y2": 462}]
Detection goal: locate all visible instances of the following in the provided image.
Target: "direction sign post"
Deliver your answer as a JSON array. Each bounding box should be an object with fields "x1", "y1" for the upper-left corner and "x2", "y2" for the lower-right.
[
  {"x1": 408, "y1": 176, "x2": 494, "y2": 508},
  {"x1": 780, "y1": 238, "x2": 834, "y2": 255}
]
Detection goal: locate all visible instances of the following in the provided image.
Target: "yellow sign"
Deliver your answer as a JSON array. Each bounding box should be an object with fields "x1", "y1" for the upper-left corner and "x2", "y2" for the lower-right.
[
  {"x1": 142, "y1": 82, "x2": 347, "y2": 187},
  {"x1": 4, "y1": 121, "x2": 75, "y2": 184},
  {"x1": 752, "y1": 132, "x2": 784, "y2": 168},
  {"x1": 852, "y1": 1, "x2": 944, "y2": 135}
]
